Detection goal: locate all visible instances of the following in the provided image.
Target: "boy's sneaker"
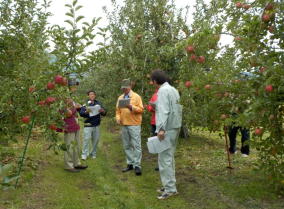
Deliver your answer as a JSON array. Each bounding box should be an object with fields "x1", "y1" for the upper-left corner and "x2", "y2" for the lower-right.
[
  {"x1": 91, "y1": 155, "x2": 96, "y2": 159},
  {"x1": 156, "y1": 187, "x2": 165, "y2": 193},
  {"x1": 241, "y1": 154, "x2": 249, "y2": 158},
  {"x1": 157, "y1": 192, "x2": 178, "y2": 200},
  {"x1": 81, "y1": 155, "x2": 87, "y2": 160}
]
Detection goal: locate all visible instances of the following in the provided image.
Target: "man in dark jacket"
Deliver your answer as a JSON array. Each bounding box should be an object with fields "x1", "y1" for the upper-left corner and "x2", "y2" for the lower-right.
[{"x1": 79, "y1": 90, "x2": 106, "y2": 160}]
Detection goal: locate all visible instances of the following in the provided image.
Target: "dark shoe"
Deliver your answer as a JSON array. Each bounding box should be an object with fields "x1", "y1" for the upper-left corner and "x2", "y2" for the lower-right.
[
  {"x1": 64, "y1": 168, "x2": 80, "y2": 173},
  {"x1": 134, "y1": 166, "x2": 142, "y2": 176},
  {"x1": 74, "y1": 165, "x2": 88, "y2": 170},
  {"x1": 155, "y1": 167, "x2": 159, "y2": 171},
  {"x1": 122, "y1": 164, "x2": 133, "y2": 172}
]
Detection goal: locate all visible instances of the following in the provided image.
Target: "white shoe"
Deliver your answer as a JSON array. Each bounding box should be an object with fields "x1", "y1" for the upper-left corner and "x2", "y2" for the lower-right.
[
  {"x1": 157, "y1": 191, "x2": 178, "y2": 200},
  {"x1": 91, "y1": 156, "x2": 96, "y2": 159},
  {"x1": 241, "y1": 154, "x2": 249, "y2": 158},
  {"x1": 81, "y1": 156, "x2": 87, "y2": 160}
]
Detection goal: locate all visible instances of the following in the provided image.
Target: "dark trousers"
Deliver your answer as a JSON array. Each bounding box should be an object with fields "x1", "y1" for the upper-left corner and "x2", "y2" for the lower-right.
[
  {"x1": 151, "y1": 125, "x2": 157, "y2": 136},
  {"x1": 228, "y1": 126, "x2": 250, "y2": 155}
]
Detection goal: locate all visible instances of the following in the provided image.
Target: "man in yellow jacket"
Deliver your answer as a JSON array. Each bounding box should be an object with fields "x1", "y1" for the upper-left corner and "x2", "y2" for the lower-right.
[{"x1": 116, "y1": 79, "x2": 144, "y2": 176}]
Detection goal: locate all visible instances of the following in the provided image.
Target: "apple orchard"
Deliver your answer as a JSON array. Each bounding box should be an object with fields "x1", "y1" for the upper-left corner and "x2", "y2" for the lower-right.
[{"x1": 0, "y1": 0, "x2": 283, "y2": 191}]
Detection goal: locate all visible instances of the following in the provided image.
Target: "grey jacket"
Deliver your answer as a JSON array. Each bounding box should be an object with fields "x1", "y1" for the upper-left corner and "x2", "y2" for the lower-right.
[{"x1": 156, "y1": 82, "x2": 182, "y2": 132}]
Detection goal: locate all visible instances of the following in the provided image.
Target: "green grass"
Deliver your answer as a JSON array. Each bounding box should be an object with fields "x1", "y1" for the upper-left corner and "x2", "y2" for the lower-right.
[{"x1": 0, "y1": 119, "x2": 283, "y2": 209}]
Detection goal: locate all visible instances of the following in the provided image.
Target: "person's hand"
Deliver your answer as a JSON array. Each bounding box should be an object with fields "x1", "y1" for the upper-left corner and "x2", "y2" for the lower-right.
[
  {"x1": 75, "y1": 103, "x2": 82, "y2": 109},
  {"x1": 149, "y1": 102, "x2": 156, "y2": 109},
  {"x1": 99, "y1": 108, "x2": 105, "y2": 113},
  {"x1": 65, "y1": 109, "x2": 73, "y2": 118},
  {"x1": 126, "y1": 104, "x2": 132, "y2": 110},
  {"x1": 86, "y1": 108, "x2": 91, "y2": 113},
  {"x1": 116, "y1": 119, "x2": 121, "y2": 125},
  {"x1": 157, "y1": 130, "x2": 165, "y2": 141}
]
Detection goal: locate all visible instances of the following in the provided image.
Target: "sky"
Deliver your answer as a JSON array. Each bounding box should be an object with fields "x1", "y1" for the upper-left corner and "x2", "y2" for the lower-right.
[{"x1": 47, "y1": 0, "x2": 232, "y2": 48}]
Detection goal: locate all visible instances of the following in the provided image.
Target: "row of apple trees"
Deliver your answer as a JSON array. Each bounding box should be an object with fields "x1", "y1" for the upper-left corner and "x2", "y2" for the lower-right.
[
  {"x1": 80, "y1": 0, "x2": 283, "y2": 191},
  {"x1": 0, "y1": 0, "x2": 98, "y2": 188}
]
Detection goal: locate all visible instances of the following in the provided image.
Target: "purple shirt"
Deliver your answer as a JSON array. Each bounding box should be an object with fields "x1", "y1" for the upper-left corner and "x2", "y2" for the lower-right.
[{"x1": 64, "y1": 108, "x2": 80, "y2": 133}]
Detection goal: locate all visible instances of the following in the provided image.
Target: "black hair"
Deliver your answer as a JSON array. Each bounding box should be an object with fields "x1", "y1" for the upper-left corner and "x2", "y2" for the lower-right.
[
  {"x1": 151, "y1": 69, "x2": 169, "y2": 85},
  {"x1": 87, "y1": 90, "x2": 96, "y2": 95}
]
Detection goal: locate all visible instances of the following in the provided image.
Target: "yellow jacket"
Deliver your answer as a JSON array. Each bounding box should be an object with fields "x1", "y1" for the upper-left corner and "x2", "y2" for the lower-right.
[{"x1": 116, "y1": 90, "x2": 144, "y2": 125}]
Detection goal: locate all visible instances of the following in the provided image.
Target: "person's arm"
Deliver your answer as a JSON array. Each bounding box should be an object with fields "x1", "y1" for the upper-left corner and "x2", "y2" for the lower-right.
[
  {"x1": 97, "y1": 101, "x2": 107, "y2": 116},
  {"x1": 116, "y1": 98, "x2": 121, "y2": 124},
  {"x1": 79, "y1": 106, "x2": 90, "y2": 118},
  {"x1": 156, "y1": 89, "x2": 170, "y2": 135},
  {"x1": 147, "y1": 93, "x2": 157, "y2": 112},
  {"x1": 130, "y1": 95, "x2": 144, "y2": 114}
]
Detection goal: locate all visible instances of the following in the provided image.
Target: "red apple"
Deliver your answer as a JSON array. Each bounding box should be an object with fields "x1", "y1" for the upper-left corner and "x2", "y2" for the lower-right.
[
  {"x1": 265, "y1": 3, "x2": 274, "y2": 11},
  {"x1": 235, "y1": 2, "x2": 242, "y2": 8},
  {"x1": 28, "y1": 86, "x2": 35, "y2": 93},
  {"x1": 254, "y1": 128, "x2": 263, "y2": 136},
  {"x1": 22, "y1": 116, "x2": 30, "y2": 124},
  {"x1": 149, "y1": 81, "x2": 154, "y2": 85},
  {"x1": 45, "y1": 97, "x2": 56, "y2": 104},
  {"x1": 262, "y1": 14, "x2": 271, "y2": 22},
  {"x1": 46, "y1": 82, "x2": 55, "y2": 90},
  {"x1": 234, "y1": 36, "x2": 242, "y2": 41},
  {"x1": 49, "y1": 124, "x2": 57, "y2": 131},
  {"x1": 259, "y1": 66, "x2": 266, "y2": 73},
  {"x1": 268, "y1": 26, "x2": 274, "y2": 33},
  {"x1": 54, "y1": 75, "x2": 63, "y2": 84},
  {"x1": 38, "y1": 100, "x2": 46, "y2": 106},
  {"x1": 190, "y1": 54, "x2": 197, "y2": 61},
  {"x1": 265, "y1": 85, "x2": 273, "y2": 92},
  {"x1": 197, "y1": 56, "x2": 205, "y2": 64},
  {"x1": 204, "y1": 84, "x2": 211, "y2": 90},
  {"x1": 185, "y1": 81, "x2": 192, "y2": 88},
  {"x1": 242, "y1": 4, "x2": 251, "y2": 10},
  {"x1": 186, "y1": 45, "x2": 195, "y2": 53}
]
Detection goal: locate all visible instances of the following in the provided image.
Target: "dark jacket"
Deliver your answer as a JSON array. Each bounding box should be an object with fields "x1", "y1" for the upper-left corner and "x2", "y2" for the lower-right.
[{"x1": 79, "y1": 100, "x2": 107, "y2": 127}]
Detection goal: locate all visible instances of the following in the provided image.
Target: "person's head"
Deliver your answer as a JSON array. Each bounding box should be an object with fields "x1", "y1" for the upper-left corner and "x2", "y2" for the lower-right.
[
  {"x1": 151, "y1": 69, "x2": 169, "y2": 86},
  {"x1": 121, "y1": 79, "x2": 131, "y2": 94},
  {"x1": 87, "y1": 90, "x2": 96, "y2": 101}
]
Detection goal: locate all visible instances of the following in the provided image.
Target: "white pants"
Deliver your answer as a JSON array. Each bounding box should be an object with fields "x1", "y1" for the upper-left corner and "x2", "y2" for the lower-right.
[{"x1": 82, "y1": 126, "x2": 100, "y2": 158}]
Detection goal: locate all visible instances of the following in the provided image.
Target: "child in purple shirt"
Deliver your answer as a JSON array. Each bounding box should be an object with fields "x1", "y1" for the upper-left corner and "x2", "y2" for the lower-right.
[{"x1": 63, "y1": 98, "x2": 88, "y2": 172}]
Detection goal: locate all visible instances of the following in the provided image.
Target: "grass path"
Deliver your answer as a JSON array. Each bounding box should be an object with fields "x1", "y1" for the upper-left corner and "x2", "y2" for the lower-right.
[{"x1": 1, "y1": 120, "x2": 283, "y2": 209}]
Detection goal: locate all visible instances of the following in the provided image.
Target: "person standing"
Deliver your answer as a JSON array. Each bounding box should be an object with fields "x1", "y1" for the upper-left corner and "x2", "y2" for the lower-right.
[
  {"x1": 79, "y1": 90, "x2": 107, "y2": 160},
  {"x1": 63, "y1": 98, "x2": 88, "y2": 172},
  {"x1": 151, "y1": 70, "x2": 182, "y2": 200},
  {"x1": 146, "y1": 87, "x2": 160, "y2": 171},
  {"x1": 116, "y1": 79, "x2": 144, "y2": 176}
]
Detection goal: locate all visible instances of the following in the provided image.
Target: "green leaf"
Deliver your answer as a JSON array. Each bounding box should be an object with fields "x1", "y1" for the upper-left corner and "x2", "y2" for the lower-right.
[
  {"x1": 72, "y1": 0, "x2": 78, "y2": 7},
  {"x1": 65, "y1": 12, "x2": 74, "y2": 18},
  {"x1": 76, "y1": 16, "x2": 85, "y2": 23},
  {"x1": 65, "y1": 4, "x2": 72, "y2": 8},
  {"x1": 75, "y1": 5, "x2": 83, "y2": 11},
  {"x1": 64, "y1": 20, "x2": 74, "y2": 27},
  {"x1": 82, "y1": 22, "x2": 90, "y2": 27}
]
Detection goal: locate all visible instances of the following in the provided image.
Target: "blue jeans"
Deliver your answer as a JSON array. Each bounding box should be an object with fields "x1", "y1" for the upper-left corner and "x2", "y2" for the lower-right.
[{"x1": 228, "y1": 126, "x2": 250, "y2": 155}]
